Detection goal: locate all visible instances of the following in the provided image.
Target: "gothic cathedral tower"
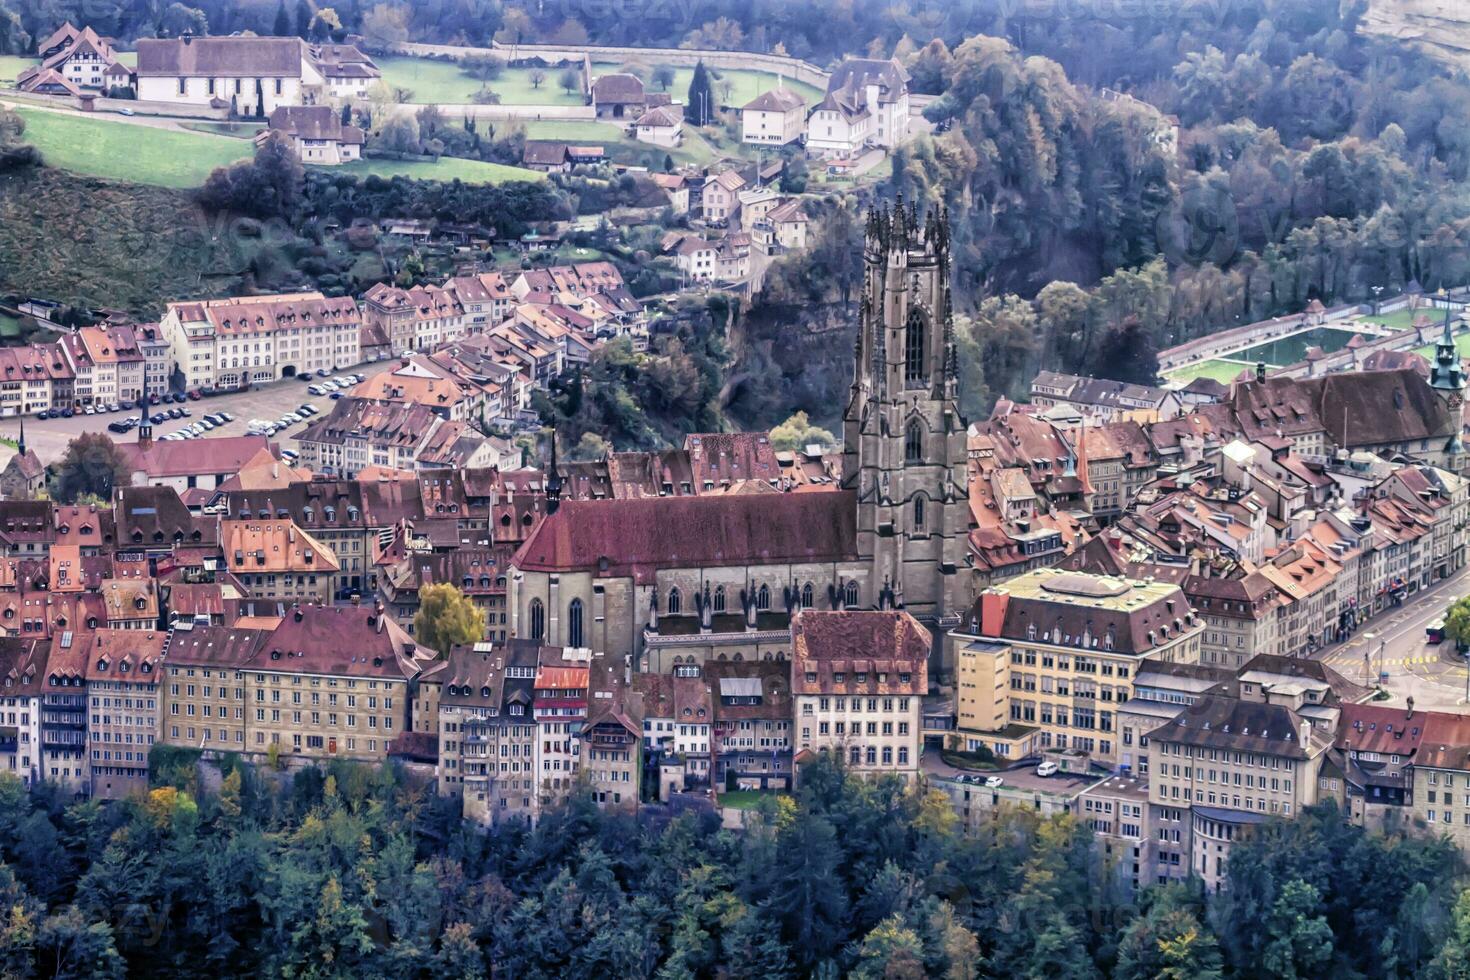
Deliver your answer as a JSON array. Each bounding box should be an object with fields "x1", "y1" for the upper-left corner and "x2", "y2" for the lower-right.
[{"x1": 842, "y1": 199, "x2": 969, "y2": 629}]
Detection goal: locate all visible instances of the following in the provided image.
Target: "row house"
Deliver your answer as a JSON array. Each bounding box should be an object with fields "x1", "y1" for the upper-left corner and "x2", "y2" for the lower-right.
[
  {"x1": 792, "y1": 610, "x2": 929, "y2": 782},
  {"x1": 60, "y1": 326, "x2": 145, "y2": 408},
  {"x1": 83, "y1": 629, "x2": 164, "y2": 799},
  {"x1": 634, "y1": 671, "x2": 714, "y2": 795},
  {"x1": 294, "y1": 397, "x2": 450, "y2": 477},
  {"x1": 159, "y1": 605, "x2": 435, "y2": 764},
  {"x1": 0, "y1": 345, "x2": 72, "y2": 417},
  {"x1": 158, "y1": 292, "x2": 361, "y2": 393}
]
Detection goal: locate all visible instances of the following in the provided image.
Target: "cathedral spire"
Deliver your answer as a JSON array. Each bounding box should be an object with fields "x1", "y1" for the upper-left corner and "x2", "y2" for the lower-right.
[{"x1": 545, "y1": 432, "x2": 563, "y2": 515}]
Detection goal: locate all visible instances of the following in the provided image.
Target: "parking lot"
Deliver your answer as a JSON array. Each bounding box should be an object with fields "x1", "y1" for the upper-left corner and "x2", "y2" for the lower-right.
[{"x1": 0, "y1": 360, "x2": 395, "y2": 467}]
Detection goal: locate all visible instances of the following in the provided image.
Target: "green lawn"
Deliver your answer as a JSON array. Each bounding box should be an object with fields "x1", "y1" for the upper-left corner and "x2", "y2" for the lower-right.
[
  {"x1": 1164, "y1": 358, "x2": 1252, "y2": 384},
  {"x1": 0, "y1": 313, "x2": 21, "y2": 339},
  {"x1": 1359, "y1": 309, "x2": 1424, "y2": 331},
  {"x1": 13, "y1": 107, "x2": 252, "y2": 187},
  {"x1": 0, "y1": 55, "x2": 36, "y2": 85},
  {"x1": 652, "y1": 64, "x2": 823, "y2": 109},
  {"x1": 376, "y1": 55, "x2": 824, "y2": 110},
  {"x1": 325, "y1": 156, "x2": 543, "y2": 184},
  {"x1": 719, "y1": 790, "x2": 791, "y2": 810},
  {"x1": 377, "y1": 56, "x2": 583, "y2": 105},
  {"x1": 522, "y1": 119, "x2": 717, "y2": 167},
  {"x1": 1413, "y1": 332, "x2": 1470, "y2": 360},
  {"x1": 179, "y1": 120, "x2": 261, "y2": 139}
]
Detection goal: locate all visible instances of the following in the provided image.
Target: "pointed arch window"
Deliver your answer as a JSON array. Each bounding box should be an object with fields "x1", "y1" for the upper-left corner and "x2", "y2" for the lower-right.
[
  {"x1": 844, "y1": 581, "x2": 860, "y2": 608},
  {"x1": 913, "y1": 493, "x2": 927, "y2": 531},
  {"x1": 905, "y1": 419, "x2": 923, "y2": 462},
  {"x1": 905, "y1": 307, "x2": 927, "y2": 384},
  {"x1": 801, "y1": 582, "x2": 814, "y2": 609},
  {"x1": 668, "y1": 587, "x2": 682, "y2": 615},
  {"x1": 528, "y1": 599, "x2": 545, "y2": 641},
  {"x1": 567, "y1": 598, "x2": 584, "y2": 648},
  {"x1": 757, "y1": 584, "x2": 771, "y2": 611},
  {"x1": 713, "y1": 585, "x2": 726, "y2": 613}
]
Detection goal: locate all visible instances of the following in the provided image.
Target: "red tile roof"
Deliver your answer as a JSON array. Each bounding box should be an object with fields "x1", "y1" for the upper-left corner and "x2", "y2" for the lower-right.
[{"x1": 512, "y1": 492, "x2": 858, "y2": 583}]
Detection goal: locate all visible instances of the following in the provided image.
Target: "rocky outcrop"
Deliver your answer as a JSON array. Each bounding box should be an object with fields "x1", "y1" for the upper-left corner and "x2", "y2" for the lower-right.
[{"x1": 1362, "y1": 0, "x2": 1470, "y2": 69}]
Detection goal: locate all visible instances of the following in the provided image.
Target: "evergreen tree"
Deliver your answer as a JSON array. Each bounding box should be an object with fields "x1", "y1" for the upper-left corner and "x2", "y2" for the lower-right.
[
  {"x1": 272, "y1": 1, "x2": 291, "y2": 37},
  {"x1": 685, "y1": 60, "x2": 714, "y2": 126},
  {"x1": 295, "y1": 0, "x2": 313, "y2": 38}
]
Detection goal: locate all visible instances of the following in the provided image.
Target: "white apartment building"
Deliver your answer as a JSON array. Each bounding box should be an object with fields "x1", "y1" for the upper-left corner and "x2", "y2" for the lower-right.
[{"x1": 159, "y1": 292, "x2": 361, "y2": 392}]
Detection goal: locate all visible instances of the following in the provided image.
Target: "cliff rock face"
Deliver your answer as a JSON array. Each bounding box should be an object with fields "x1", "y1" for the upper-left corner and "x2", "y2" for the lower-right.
[{"x1": 1362, "y1": 0, "x2": 1470, "y2": 68}]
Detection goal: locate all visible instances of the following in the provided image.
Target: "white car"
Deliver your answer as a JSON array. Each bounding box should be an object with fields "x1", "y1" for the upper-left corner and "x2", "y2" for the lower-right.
[
  {"x1": 983, "y1": 776, "x2": 1004, "y2": 789},
  {"x1": 308, "y1": 384, "x2": 325, "y2": 396},
  {"x1": 1036, "y1": 762, "x2": 1059, "y2": 778}
]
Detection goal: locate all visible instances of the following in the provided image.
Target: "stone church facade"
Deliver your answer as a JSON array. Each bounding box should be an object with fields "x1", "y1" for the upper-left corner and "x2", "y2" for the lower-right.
[{"x1": 508, "y1": 201, "x2": 973, "y2": 676}]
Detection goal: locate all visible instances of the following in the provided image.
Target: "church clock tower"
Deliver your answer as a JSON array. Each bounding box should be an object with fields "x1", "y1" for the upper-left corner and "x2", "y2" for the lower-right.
[
  {"x1": 842, "y1": 198, "x2": 969, "y2": 628},
  {"x1": 1430, "y1": 306, "x2": 1467, "y2": 469}
]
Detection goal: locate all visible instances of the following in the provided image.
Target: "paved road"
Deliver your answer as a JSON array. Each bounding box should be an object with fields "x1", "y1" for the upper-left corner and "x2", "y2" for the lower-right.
[
  {"x1": 1317, "y1": 564, "x2": 1470, "y2": 708},
  {"x1": 0, "y1": 96, "x2": 211, "y2": 135},
  {"x1": 0, "y1": 359, "x2": 397, "y2": 468}
]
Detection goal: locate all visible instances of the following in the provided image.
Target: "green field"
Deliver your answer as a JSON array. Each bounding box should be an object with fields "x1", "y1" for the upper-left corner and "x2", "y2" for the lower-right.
[
  {"x1": 326, "y1": 156, "x2": 542, "y2": 183},
  {"x1": 377, "y1": 55, "x2": 583, "y2": 105},
  {"x1": 0, "y1": 313, "x2": 21, "y2": 339},
  {"x1": 179, "y1": 120, "x2": 261, "y2": 139},
  {"x1": 14, "y1": 107, "x2": 252, "y2": 187},
  {"x1": 377, "y1": 54, "x2": 823, "y2": 109},
  {"x1": 522, "y1": 118, "x2": 718, "y2": 166},
  {"x1": 1413, "y1": 332, "x2": 1470, "y2": 360},
  {"x1": 1358, "y1": 309, "x2": 1422, "y2": 331},
  {"x1": 0, "y1": 55, "x2": 36, "y2": 85},
  {"x1": 13, "y1": 107, "x2": 540, "y2": 186},
  {"x1": 718, "y1": 790, "x2": 791, "y2": 810},
  {"x1": 1164, "y1": 358, "x2": 1251, "y2": 384}
]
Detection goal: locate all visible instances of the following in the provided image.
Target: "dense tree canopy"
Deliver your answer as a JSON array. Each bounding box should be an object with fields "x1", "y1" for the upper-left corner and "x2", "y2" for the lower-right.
[{"x1": 0, "y1": 749, "x2": 1457, "y2": 977}]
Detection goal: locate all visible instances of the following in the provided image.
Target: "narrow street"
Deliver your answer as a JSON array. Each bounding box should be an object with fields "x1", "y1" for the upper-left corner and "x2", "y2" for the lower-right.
[{"x1": 1316, "y1": 565, "x2": 1470, "y2": 707}]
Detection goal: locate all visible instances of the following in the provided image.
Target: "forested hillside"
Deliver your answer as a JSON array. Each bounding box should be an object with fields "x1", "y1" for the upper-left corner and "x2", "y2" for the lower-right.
[{"x1": 0, "y1": 751, "x2": 1459, "y2": 978}]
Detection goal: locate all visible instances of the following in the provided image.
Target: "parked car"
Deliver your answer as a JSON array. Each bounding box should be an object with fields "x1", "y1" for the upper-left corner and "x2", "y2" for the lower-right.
[
  {"x1": 83, "y1": 406, "x2": 96, "y2": 416},
  {"x1": 307, "y1": 385, "x2": 325, "y2": 396},
  {"x1": 329, "y1": 392, "x2": 342, "y2": 400},
  {"x1": 983, "y1": 776, "x2": 1004, "y2": 789},
  {"x1": 167, "y1": 408, "x2": 182, "y2": 419},
  {"x1": 60, "y1": 408, "x2": 73, "y2": 418},
  {"x1": 107, "y1": 421, "x2": 129, "y2": 433},
  {"x1": 187, "y1": 391, "x2": 202, "y2": 401},
  {"x1": 316, "y1": 368, "x2": 331, "y2": 378},
  {"x1": 179, "y1": 408, "x2": 191, "y2": 417},
  {"x1": 1036, "y1": 762, "x2": 1058, "y2": 778},
  {"x1": 217, "y1": 411, "x2": 233, "y2": 422},
  {"x1": 150, "y1": 413, "x2": 166, "y2": 425}
]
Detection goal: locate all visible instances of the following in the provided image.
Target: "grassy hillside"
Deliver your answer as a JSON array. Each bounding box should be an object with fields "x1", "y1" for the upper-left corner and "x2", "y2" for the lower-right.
[
  {"x1": 14, "y1": 108, "x2": 253, "y2": 188},
  {"x1": 15, "y1": 107, "x2": 542, "y2": 187},
  {"x1": 0, "y1": 166, "x2": 245, "y2": 314}
]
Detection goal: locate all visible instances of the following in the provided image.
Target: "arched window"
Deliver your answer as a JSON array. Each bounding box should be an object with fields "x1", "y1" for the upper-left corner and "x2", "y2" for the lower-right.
[
  {"x1": 668, "y1": 587, "x2": 682, "y2": 615},
  {"x1": 757, "y1": 584, "x2": 771, "y2": 611},
  {"x1": 567, "y1": 598, "x2": 584, "y2": 648},
  {"x1": 801, "y1": 582, "x2": 814, "y2": 608},
  {"x1": 905, "y1": 419, "x2": 923, "y2": 462},
  {"x1": 528, "y1": 599, "x2": 545, "y2": 640},
  {"x1": 913, "y1": 493, "x2": 926, "y2": 531},
  {"x1": 905, "y1": 307, "x2": 926, "y2": 383},
  {"x1": 713, "y1": 585, "x2": 726, "y2": 613}
]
